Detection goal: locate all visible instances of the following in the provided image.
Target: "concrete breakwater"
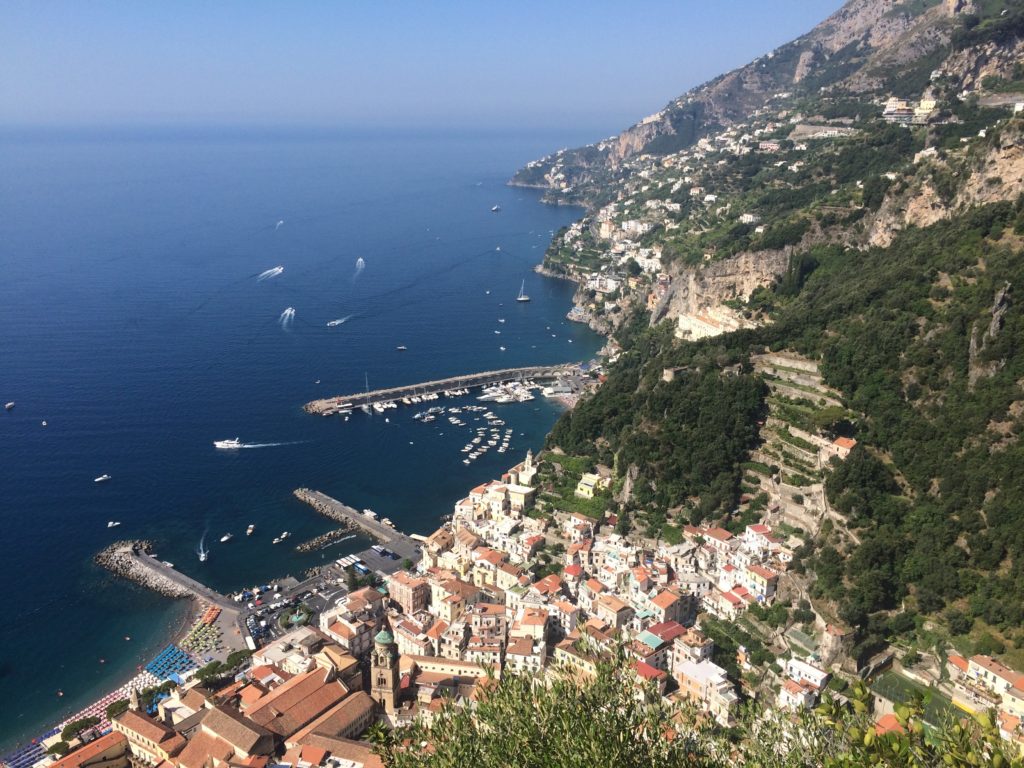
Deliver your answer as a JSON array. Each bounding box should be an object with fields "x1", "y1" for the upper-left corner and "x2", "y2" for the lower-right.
[
  {"x1": 303, "y1": 363, "x2": 576, "y2": 414},
  {"x1": 294, "y1": 488, "x2": 396, "y2": 543},
  {"x1": 95, "y1": 540, "x2": 194, "y2": 600},
  {"x1": 294, "y1": 528, "x2": 356, "y2": 553}
]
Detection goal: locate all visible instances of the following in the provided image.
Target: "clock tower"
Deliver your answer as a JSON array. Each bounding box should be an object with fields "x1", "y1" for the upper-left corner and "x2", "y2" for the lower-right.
[{"x1": 370, "y1": 627, "x2": 399, "y2": 715}]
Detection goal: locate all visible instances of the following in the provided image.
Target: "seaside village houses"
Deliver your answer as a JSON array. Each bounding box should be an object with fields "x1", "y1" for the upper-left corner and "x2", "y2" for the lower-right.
[{"x1": 32, "y1": 443, "x2": 1024, "y2": 767}]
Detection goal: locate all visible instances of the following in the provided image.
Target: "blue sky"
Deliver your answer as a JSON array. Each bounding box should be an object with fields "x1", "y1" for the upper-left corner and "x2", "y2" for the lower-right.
[{"x1": 2, "y1": 1, "x2": 843, "y2": 133}]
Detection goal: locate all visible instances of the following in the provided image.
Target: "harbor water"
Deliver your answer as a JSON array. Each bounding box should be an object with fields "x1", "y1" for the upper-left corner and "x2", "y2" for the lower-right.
[{"x1": 0, "y1": 126, "x2": 603, "y2": 750}]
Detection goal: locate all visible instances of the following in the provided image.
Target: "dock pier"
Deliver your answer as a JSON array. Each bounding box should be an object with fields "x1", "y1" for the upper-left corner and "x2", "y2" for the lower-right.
[
  {"x1": 303, "y1": 363, "x2": 577, "y2": 415},
  {"x1": 294, "y1": 488, "x2": 421, "y2": 571}
]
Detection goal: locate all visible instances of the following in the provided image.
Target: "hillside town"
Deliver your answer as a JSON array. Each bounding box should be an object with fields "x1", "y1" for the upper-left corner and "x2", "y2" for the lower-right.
[
  {"x1": 538, "y1": 83, "x2": 1024, "y2": 344},
  {"x1": 25, "y1": 438, "x2": 1024, "y2": 768}
]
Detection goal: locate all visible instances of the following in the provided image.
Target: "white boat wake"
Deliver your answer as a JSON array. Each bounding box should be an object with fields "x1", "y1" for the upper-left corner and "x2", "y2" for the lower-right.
[
  {"x1": 257, "y1": 265, "x2": 284, "y2": 280},
  {"x1": 327, "y1": 314, "x2": 353, "y2": 327},
  {"x1": 352, "y1": 257, "x2": 365, "y2": 281},
  {"x1": 278, "y1": 307, "x2": 296, "y2": 330},
  {"x1": 275, "y1": 219, "x2": 285, "y2": 230},
  {"x1": 237, "y1": 440, "x2": 307, "y2": 449}
]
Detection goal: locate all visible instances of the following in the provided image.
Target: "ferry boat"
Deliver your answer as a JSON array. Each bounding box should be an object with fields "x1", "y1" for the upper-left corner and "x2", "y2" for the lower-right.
[
  {"x1": 214, "y1": 438, "x2": 242, "y2": 449},
  {"x1": 220, "y1": 533, "x2": 233, "y2": 543},
  {"x1": 246, "y1": 524, "x2": 255, "y2": 536},
  {"x1": 516, "y1": 280, "x2": 530, "y2": 303},
  {"x1": 94, "y1": 474, "x2": 112, "y2": 483}
]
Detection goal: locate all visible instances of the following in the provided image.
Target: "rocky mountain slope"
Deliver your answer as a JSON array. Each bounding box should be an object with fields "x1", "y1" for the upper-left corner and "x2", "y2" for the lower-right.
[
  {"x1": 531, "y1": 0, "x2": 1024, "y2": 662},
  {"x1": 511, "y1": 0, "x2": 1021, "y2": 208}
]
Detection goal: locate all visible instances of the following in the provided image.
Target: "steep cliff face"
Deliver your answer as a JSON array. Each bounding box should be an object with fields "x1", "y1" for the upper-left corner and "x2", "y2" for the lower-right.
[
  {"x1": 653, "y1": 248, "x2": 791, "y2": 328},
  {"x1": 867, "y1": 120, "x2": 1024, "y2": 247},
  {"x1": 510, "y1": 0, "x2": 969, "y2": 203}
]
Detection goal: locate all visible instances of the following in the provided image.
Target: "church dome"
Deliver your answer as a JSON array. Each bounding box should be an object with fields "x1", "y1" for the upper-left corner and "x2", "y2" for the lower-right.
[{"x1": 375, "y1": 629, "x2": 394, "y2": 645}]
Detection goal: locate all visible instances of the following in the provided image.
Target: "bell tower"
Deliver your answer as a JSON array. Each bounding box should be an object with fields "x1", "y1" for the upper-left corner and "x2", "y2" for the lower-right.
[{"x1": 370, "y1": 628, "x2": 399, "y2": 714}]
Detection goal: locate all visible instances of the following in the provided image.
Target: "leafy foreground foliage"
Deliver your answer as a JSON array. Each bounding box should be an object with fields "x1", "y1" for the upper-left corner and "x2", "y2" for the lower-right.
[
  {"x1": 377, "y1": 657, "x2": 717, "y2": 768},
  {"x1": 372, "y1": 656, "x2": 1022, "y2": 768}
]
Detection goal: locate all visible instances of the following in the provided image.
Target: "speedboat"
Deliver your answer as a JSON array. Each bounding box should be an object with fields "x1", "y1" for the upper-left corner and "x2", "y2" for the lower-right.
[
  {"x1": 198, "y1": 550, "x2": 208, "y2": 562},
  {"x1": 214, "y1": 438, "x2": 242, "y2": 449},
  {"x1": 246, "y1": 524, "x2": 255, "y2": 536},
  {"x1": 396, "y1": 345, "x2": 408, "y2": 351},
  {"x1": 220, "y1": 533, "x2": 233, "y2": 543},
  {"x1": 107, "y1": 521, "x2": 121, "y2": 528},
  {"x1": 94, "y1": 474, "x2": 111, "y2": 483},
  {"x1": 491, "y1": 205, "x2": 501, "y2": 212},
  {"x1": 4, "y1": 402, "x2": 14, "y2": 411}
]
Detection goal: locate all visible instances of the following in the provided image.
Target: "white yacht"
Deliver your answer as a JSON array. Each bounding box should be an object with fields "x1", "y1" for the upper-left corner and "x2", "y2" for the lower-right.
[
  {"x1": 246, "y1": 524, "x2": 255, "y2": 536},
  {"x1": 94, "y1": 474, "x2": 112, "y2": 483},
  {"x1": 4, "y1": 402, "x2": 14, "y2": 411},
  {"x1": 107, "y1": 521, "x2": 121, "y2": 528},
  {"x1": 491, "y1": 205, "x2": 501, "y2": 212},
  {"x1": 214, "y1": 438, "x2": 242, "y2": 449},
  {"x1": 220, "y1": 533, "x2": 233, "y2": 543}
]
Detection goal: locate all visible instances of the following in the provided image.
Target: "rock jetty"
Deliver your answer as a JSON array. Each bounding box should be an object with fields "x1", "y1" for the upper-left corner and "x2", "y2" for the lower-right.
[
  {"x1": 294, "y1": 528, "x2": 355, "y2": 553},
  {"x1": 95, "y1": 540, "x2": 194, "y2": 600}
]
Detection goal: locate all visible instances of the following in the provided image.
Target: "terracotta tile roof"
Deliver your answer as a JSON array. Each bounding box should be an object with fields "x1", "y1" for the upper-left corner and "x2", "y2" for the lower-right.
[
  {"x1": 747, "y1": 564, "x2": 778, "y2": 580},
  {"x1": 647, "y1": 621, "x2": 687, "y2": 642},
  {"x1": 176, "y1": 731, "x2": 234, "y2": 768},
  {"x1": 286, "y1": 692, "x2": 376, "y2": 744},
  {"x1": 634, "y1": 661, "x2": 667, "y2": 681},
  {"x1": 651, "y1": 590, "x2": 680, "y2": 609},
  {"x1": 246, "y1": 668, "x2": 349, "y2": 738},
  {"x1": 970, "y1": 655, "x2": 1024, "y2": 686},
  {"x1": 295, "y1": 735, "x2": 384, "y2": 768},
  {"x1": 200, "y1": 705, "x2": 274, "y2": 755},
  {"x1": 50, "y1": 732, "x2": 126, "y2": 768},
  {"x1": 834, "y1": 437, "x2": 857, "y2": 450},
  {"x1": 563, "y1": 564, "x2": 583, "y2": 578},
  {"x1": 532, "y1": 574, "x2": 563, "y2": 595},
  {"x1": 705, "y1": 527, "x2": 734, "y2": 542},
  {"x1": 114, "y1": 710, "x2": 184, "y2": 752},
  {"x1": 425, "y1": 620, "x2": 449, "y2": 640},
  {"x1": 875, "y1": 713, "x2": 905, "y2": 735}
]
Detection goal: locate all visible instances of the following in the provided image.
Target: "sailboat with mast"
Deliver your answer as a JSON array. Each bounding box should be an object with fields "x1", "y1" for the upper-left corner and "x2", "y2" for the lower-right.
[{"x1": 516, "y1": 280, "x2": 530, "y2": 303}]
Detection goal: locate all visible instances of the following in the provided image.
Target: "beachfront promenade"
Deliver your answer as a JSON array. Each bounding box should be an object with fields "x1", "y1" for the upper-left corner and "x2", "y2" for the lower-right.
[{"x1": 303, "y1": 363, "x2": 577, "y2": 414}]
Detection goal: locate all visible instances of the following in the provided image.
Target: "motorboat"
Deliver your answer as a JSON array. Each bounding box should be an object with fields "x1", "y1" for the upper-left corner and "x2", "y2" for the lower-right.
[
  {"x1": 4, "y1": 402, "x2": 13, "y2": 411},
  {"x1": 220, "y1": 533, "x2": 233, "y2": 543},
  {"x1": 246, "y1": 524, "x2": 255, "y2": 536},
  {"x1": 491, "y1": 205, "x2": 501, "y2": 212},
  {"x1": 94, "y1": 474, "x2": 112, "y2": 483},
  {"x1": 107, "y1": 521, "x2": 121, "y2": 528},
  {"x1": 214, "y1": 438, "x2": 242, "y2": 449},
  {"x1": 396, "y1": 345, "x2": 408, "y2": 351}
]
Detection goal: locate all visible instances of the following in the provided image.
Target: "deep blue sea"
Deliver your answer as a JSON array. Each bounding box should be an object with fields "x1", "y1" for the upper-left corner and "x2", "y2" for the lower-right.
[{"x1": 0, "y1": 127, "x2": 602, "y2": 750}]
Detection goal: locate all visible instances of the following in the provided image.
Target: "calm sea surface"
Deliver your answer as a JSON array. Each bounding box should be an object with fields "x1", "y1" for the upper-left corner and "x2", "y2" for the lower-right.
[{"x1": 0, "y1": 127, "x2": 602, "y2": 749}]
